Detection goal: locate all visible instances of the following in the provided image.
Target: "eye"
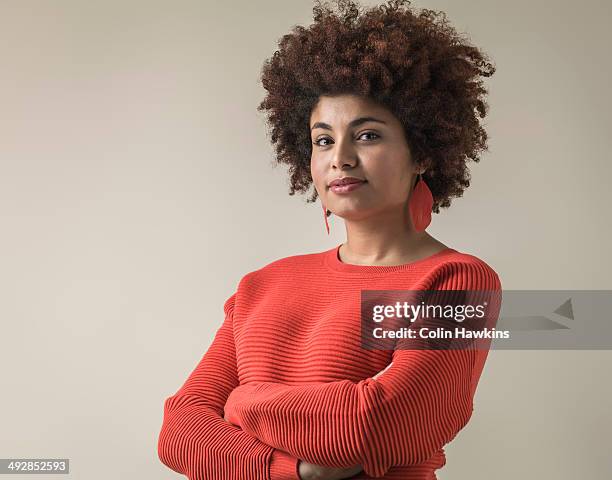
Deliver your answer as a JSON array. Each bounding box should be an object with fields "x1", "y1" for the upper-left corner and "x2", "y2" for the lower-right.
[
  {"x1": 312, "y1": 132, "x2": 380, "y2": 147},
  {"x1": 313, "y1": 137, "x2": 332, "y2": 147},
  {"x1": 359, "y1": 131, "x2": 380, "y2": 141}
]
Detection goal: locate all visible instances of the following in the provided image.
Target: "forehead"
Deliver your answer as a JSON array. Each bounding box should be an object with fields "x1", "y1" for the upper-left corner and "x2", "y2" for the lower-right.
[{"x1": 310, "y1": 94, "x2": 390, "y2": 123}]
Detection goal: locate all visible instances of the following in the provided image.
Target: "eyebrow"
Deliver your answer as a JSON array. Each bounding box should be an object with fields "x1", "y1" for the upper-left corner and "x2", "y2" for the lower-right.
[{"x1": 310, "y1": 116, "x2": 387, "y2": 131}]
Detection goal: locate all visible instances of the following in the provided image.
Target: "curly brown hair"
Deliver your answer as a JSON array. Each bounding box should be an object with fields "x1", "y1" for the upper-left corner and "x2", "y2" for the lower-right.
[{"x1": 257, "y1": 0, "x2": 496, "y2": 214}]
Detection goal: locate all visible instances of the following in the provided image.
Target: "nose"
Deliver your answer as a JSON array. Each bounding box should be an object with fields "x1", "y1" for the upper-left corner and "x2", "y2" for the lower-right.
[{"x1": 331, "y1": 135, "x2": 358, "y2": 170}]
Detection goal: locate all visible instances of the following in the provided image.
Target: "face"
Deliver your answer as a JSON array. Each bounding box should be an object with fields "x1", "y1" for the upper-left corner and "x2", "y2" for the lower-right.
[{"x1": 310, "y1": 94, "x2": 423, "y2": 221}]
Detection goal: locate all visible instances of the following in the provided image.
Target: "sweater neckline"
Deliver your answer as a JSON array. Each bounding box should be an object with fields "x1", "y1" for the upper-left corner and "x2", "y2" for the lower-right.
[{"x1": 323, "y1": 243, "x2": 457, "y2": 274}]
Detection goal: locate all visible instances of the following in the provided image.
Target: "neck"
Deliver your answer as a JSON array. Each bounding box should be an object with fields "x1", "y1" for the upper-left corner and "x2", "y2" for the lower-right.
[{"x1": 339, "y1": 206, "x2": 436, "y2": 265}]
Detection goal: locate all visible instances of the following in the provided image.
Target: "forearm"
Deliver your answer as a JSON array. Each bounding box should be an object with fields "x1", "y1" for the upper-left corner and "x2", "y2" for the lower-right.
[
  {"x1": 159, "y1": 398, "x2": 298, "y2": 479},
  {"x1": 158, "y1": 292, "x2": 300, "y2": 480},
  {"x1": 225, "y1": 378, "x2": 366, "y2": 468},
  {"x1": 224, "y1": 348, "x2": 479, "y2": 477}
]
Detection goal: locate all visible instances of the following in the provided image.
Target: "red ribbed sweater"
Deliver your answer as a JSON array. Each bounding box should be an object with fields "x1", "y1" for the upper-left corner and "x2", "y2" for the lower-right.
[{"x1": 158, "y1": 244, "x2": 502, "y2": 480}]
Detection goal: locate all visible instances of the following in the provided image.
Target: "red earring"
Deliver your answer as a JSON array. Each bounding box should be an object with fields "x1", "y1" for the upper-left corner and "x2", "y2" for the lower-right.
[
  {"x1": 321, "y1": 202, "x2": 330, "y2": 235},
  {"x1": 408, "y1": 172, "x2": 433, "y2": 232}
]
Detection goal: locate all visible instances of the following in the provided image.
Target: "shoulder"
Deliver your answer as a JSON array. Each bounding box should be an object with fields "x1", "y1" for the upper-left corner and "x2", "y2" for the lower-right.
[
  {"x1": 426, "y1": 249, "x2": 502, "y2": 291},
  {"x1": 224, "y1": 249, "x2": 323, "y2": 314}
]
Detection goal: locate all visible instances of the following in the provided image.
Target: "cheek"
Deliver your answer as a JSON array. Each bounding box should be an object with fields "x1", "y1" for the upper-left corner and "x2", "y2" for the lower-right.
[
  {"x1": 366, "y1": 164, "x2": 411, "y2": 200},
  {"x1": 367, "y1": 163, "x2": 399, "y2": 188},
  {"x1": 310, "y1": 157, "x2": 326, "y2": 186}
]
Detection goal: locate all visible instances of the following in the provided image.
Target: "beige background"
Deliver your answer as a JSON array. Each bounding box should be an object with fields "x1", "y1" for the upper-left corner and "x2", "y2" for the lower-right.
[{"x1": 1, "y1": 0, "x2": 611, "y2": 478}]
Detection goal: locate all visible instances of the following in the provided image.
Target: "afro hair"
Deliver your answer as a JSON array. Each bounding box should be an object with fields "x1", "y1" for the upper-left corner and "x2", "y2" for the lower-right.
[{"x1": 257, "y1": 0, "x2": 496, "y2": 213}]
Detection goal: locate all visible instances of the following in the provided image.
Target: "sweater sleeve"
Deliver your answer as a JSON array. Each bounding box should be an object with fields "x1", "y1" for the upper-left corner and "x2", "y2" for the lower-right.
[
  {"x1": 157, "y1": 292, "x2": 301, "y2": 480},
  {"x1": 223, "y1": 262, "x2": 502, "y2": 478}
]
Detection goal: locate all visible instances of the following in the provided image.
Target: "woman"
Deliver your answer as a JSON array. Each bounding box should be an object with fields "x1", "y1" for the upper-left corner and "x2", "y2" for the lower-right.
[{"x1": 158, "y1": 1, "x2": 502, "y2": 479}]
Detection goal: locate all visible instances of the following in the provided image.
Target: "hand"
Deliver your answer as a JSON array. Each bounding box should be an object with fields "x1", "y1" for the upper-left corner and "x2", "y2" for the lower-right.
[{"x1": 298, "y1": 459, "x2": 363, "y2": 480}]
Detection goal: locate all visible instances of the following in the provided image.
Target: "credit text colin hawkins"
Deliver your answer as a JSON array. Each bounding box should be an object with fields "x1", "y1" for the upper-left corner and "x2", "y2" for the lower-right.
[{"x1": 372, "y1": 327, "x2": 510, "y2": 339}]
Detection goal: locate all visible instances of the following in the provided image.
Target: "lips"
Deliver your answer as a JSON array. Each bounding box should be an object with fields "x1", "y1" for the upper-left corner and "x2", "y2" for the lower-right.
[{"x1": 329, "y1": 177, "x2": 366, "y2": 187}]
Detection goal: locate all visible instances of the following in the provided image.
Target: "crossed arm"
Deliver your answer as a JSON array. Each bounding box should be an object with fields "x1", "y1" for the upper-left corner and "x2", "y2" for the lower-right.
[
  {"x1": 223, "y1": 346, "x2": 481, "y2": 478},
  {"x1": 157, "y1": 292, "x2": 365, "y2": 480},
  {"x1": 157, "y1": 293, "x2": 301, "y2": 480}
]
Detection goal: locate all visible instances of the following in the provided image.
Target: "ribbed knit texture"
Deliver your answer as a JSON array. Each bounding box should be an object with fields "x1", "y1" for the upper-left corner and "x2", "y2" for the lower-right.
[{"x1": 158, "y1": 244, "x2": 502, "y2": 479}]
